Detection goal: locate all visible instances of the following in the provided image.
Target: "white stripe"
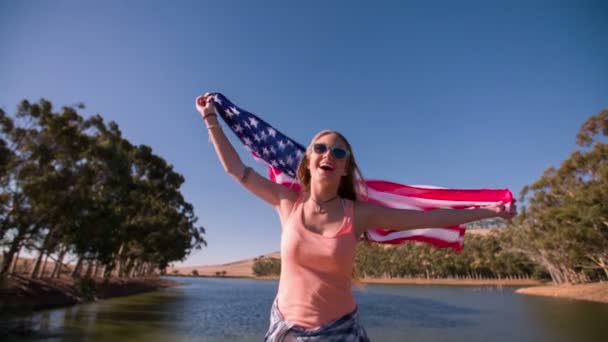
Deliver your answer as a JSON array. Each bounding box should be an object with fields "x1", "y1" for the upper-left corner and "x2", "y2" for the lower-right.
[
  {"x1": 367, "y1": 187, "x2": 499, "y2": 209},
  {"x1": 273, "y1": 170, "x2": 297, "y2": 184},
  {"x1": 367, "y1": 228, "x2": 462, "y2": 243},
  {"x1": 409, "y1": 184, "x2": 447, "y2": 189}
]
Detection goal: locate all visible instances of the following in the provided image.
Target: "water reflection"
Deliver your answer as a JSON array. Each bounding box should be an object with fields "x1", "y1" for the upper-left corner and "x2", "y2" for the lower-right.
[{"x1": 4, "y1": 278, "x2": 608, "y2": 342}]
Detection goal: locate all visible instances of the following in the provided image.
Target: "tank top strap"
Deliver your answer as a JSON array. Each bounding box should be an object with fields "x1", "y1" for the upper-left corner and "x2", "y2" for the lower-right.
[
  {"x1": 343, "y1": 198, "x2": 354, "y2": 219},
  {"x1": 339, "y1": 198, "x2": 355, "y2": 235},
  {"x1": 286, "y1": 191, "x2": 304, "y2": 221}
]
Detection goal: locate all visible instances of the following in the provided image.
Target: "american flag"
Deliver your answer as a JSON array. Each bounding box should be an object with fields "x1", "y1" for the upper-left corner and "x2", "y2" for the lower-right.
[{"x1": 209, "y1": 93, "x2": 513, "y2": 251}]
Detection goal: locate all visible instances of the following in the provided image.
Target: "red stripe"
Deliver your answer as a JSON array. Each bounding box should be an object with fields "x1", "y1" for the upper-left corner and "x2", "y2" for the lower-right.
[
  {"x1": 370, "y1": 234, "x2": 464, "y2": 252},
  {"x1": 366, "y1": 180, "x2": 513, "y2": 203}
]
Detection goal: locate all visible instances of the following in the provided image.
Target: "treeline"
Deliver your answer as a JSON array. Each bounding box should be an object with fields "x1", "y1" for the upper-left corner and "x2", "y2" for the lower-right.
[
  {"x1": 355, "y1": 233, "x2": 539, "y2": 280},
  {"x1": 252, "y1": 256, "x2": 281, "y2": 276},
  {"x1": 0, "y1": 99, "x2": 206, "y2": 280},
  {"x1": 251, "y1": 233, "x2": 538, "y2": 281}
]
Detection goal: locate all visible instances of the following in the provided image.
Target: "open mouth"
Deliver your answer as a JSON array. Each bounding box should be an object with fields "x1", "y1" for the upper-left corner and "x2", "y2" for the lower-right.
[{"x1": 319, "y1": 164, "x2": 334, "y2": 171}]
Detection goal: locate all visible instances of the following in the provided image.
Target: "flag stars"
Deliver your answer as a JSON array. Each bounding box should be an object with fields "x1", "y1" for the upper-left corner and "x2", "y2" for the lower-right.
[
  {"x1": 229, "y1": 106, "x2": 240, "y2": 115},
  {"x1": 243, "y1": 137, "x2": 252, "y2": 145},
  {"x1": 286, "y1": 156, "x2": 294, "y2": 165},
  {"x1": 262, "y1": 147, "x2": 270, "y2": 156},
  {"x1": 234, "y1": 124, "x2": 243, "y2": 133},
  {"x1": 278, "y1": 140, "x2": 287, "y2": 150},
  {"x1": 268, "y1": 128, "x2": 277, "y2": 138},
  {"x1": 249, "y1": 117, "x2": 259, "y2": 128},
  {"x1": 295, "y1": 150, "x2": 303, "y2": 159}
]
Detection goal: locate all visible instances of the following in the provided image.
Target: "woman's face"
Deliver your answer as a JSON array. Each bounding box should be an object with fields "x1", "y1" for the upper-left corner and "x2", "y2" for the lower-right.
[{"x1": 307, "y1": 133, "x2": 350, "y2": 186}]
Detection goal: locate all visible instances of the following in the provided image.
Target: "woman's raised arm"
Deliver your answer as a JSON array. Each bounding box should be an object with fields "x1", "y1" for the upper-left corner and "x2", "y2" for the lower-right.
[{"x1": 196, "y1": 93, "x2": 298, "y2": 211}]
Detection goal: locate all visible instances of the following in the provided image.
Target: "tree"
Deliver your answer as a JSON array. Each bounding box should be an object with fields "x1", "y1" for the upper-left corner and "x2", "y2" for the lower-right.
[
  {"x1": 252, "y1": 257, "x2": 281, "y2": 276},
  {"x1": 505, "y1": 109, "x2": 607, "y2": 284},
  {"x1": 0, "y1": 99, "x2": 207, "y2": 278}
]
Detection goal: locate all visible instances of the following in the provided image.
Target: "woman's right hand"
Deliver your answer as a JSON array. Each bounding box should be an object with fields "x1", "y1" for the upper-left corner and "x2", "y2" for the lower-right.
[{"x1": 195, "y1": 92, "x2": 216, "y2": 118}]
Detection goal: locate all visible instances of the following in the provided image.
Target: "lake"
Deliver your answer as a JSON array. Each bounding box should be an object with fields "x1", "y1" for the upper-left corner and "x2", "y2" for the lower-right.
[{"x1": 5, "y1": 277, "x2": 608, "y2": 341}]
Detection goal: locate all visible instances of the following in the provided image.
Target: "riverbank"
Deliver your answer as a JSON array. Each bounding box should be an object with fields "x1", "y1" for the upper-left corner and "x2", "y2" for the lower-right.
[
  {"x1": 251, "y1": 275, "x2": 541, "y2": 286},
  {"x1": 0, "y1": 275, "x2": 181, "y2": 314},
  {"x1": 516, "y1": 282, "x2": 608, "y2": 304},
  {"x1": 358, "y1": 277, "x2": 541, "y2": 286}
]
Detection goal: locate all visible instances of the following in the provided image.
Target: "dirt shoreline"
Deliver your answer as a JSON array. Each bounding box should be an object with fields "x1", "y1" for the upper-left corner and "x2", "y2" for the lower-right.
[{"x1": 516, "y1": 282, "x2": 608, "y2": 304}]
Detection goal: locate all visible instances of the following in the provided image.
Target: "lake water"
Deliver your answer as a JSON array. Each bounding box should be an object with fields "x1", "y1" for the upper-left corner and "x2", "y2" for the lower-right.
[{"x1": 5, "y1": 277, "x2": 608, "y2": 341}]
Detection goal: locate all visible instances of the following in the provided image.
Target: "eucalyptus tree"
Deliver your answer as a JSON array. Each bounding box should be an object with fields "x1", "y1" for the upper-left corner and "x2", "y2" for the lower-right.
[
  {"x1": 1, "y1": 99, "x2": 207, "y2": 278},
  {"x1": 506, "y1": 109, "x2": 607, "y2": 283}
]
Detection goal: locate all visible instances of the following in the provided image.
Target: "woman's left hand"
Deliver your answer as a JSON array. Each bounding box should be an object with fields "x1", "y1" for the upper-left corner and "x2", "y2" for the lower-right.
[{"x1": 484, "y1": 201, "x2": 517, "y2": 220}]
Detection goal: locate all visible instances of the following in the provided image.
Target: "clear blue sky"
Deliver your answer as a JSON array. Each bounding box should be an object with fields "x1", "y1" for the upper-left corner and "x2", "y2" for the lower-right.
[{"x1": 1, "y1": 0, "x2": 606, "y2": 266}]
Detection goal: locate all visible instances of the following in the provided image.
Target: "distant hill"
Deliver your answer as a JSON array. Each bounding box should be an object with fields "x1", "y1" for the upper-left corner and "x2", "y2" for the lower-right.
[{"x1": 169, "y1": 251, "x2": 281, "y2": 277}]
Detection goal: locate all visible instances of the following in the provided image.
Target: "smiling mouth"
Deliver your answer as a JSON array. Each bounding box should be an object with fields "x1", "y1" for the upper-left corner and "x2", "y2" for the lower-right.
[{"x1": 319, "y1": 165, "x2": 334, "y2": 171}]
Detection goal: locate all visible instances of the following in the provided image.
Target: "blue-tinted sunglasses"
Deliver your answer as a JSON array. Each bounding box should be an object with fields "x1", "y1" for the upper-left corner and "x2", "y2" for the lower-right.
[{"x1": 312, "y1": 143, "x2": 350, "y2": 159}]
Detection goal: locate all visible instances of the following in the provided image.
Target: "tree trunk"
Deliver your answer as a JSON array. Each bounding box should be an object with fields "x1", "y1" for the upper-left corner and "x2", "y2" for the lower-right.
[
  {"x1": 72, "y1": 257, "x2": 84, "y2": 278},
  {"x1": 52, "y1": 248, "x2": 67, "y2": 278},
  {"x1": 2, "y1": 233, "x2": 24, "y2": 275},
  {"x1": 113, "y1": 244, "x2": 125, "y2": 277},
  {"x1": 104, "y1": 261, "x2": 115, "y2": 280},
  {"x1": 84, "y1": 259, "x2": 94, "y2": 279},
  {"x1": 93, "y1": 261, "x2": 100, "y2": 278},
  {"x1": 41, "y1": 253, "x2": 50, "y2": 278},
  {"x1": 10, "y1": 245, "x2": 23, "y2": 274},
  {"x1": 30, "y1": 240, "x2": 49, "y2": 278}
]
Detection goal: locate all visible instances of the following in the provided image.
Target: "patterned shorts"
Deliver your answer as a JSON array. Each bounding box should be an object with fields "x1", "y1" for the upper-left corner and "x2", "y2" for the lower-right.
[{"x1": 264, "y1": 299, "x2": 370, "y2": 342}]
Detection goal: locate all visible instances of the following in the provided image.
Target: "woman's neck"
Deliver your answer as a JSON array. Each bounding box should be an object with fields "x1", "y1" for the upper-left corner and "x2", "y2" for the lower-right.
[{"x1": 309, "y1": 181, "x2": 339, "y2": 202}]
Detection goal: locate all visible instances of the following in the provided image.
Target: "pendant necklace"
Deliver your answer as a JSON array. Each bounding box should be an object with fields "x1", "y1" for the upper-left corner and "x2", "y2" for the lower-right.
[{"x1": 310, "y1": 195, "x2": 339, "y2": 213}]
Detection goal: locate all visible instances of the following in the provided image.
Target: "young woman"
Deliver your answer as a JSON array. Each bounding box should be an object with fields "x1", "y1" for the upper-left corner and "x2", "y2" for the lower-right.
[{"x1": 195, "y1": 93, "x2": 516, "y2": 341}]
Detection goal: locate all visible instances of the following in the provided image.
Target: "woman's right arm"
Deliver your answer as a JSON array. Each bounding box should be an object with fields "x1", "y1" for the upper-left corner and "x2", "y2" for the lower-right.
[{"x1": 195, "y1": 93, "x2": 298, "y2": 211}]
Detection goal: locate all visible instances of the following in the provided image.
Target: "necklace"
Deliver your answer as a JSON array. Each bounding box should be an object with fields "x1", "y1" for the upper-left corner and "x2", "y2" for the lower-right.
[{"x1": 309, "y1": 195, "x2": 339, "y2": 213}]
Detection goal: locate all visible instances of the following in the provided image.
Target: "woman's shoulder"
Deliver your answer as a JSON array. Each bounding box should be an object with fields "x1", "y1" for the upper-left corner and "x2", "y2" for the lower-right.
[{"x1": 276, "y1": 190, "x2": 303, "y2": 222}]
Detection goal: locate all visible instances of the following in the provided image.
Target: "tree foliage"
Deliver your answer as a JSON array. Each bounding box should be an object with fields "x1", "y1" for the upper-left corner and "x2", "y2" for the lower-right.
[
  {"x1": 252, "y1": 256, "x2": 281, "y2": 277},
  {"x1": 354, "y1": 232, "x2": 538, "y2": 279},
  {"x1": 0, "y1": 99, "x2": 206, "y2": 279},
  {"x1": 504, "y1": 109, "x2": 608, "y2": 284}
]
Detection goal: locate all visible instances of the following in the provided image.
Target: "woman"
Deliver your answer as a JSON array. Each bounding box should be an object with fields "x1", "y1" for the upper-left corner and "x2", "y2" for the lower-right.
[{"x1": 195, "y1": 93, "x2": 516, "y2": 341}]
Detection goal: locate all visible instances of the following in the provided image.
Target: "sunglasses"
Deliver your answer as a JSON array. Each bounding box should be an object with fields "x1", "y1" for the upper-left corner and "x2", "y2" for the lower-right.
[{"x1": 312, "y1": 143, "x2": 350, "y2": 159}]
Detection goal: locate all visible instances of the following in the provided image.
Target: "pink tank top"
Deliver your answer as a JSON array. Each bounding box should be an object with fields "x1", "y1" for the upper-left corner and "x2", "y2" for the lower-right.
[{"x1": 276, "y1": 195, "x2": 358, "y2": 328}]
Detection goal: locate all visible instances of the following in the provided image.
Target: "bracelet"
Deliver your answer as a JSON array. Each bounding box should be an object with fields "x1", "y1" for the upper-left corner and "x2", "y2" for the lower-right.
[
  {"x1": 206, "y1": 124, "x2": 220, "y2": 130},
  {"x1": 241, "y1": 166, "x2": 252, "y2": 183},
  {"x1": 203, "y1": 112, "x2": 217, "y2": 120}
]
